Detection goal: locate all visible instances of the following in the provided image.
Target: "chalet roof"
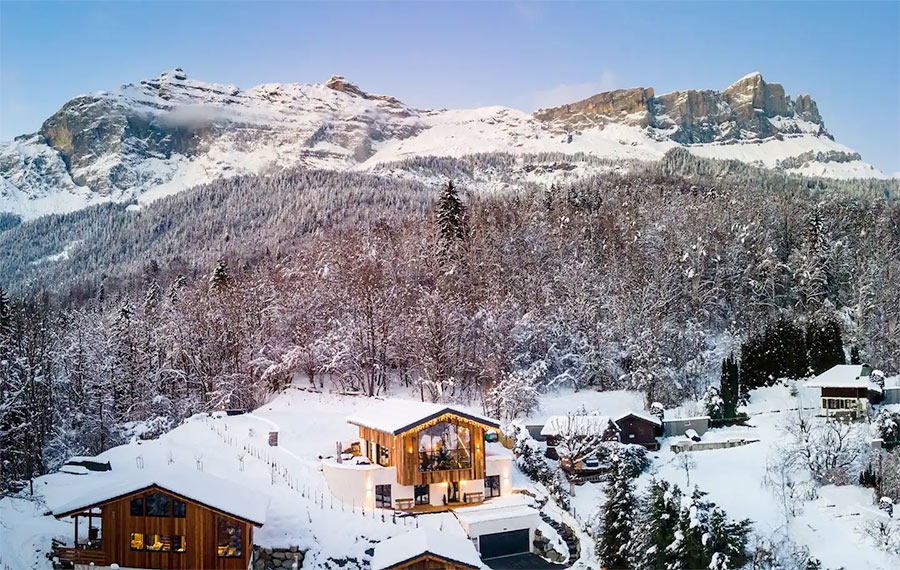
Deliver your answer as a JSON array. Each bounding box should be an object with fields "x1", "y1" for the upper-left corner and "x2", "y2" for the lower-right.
[
  {"x1": 50, "y1": 467, "x2": 270, "y2": 525},
  {"x1": 370, "y1": 529, "x2": 482, "y2": 570},
  {"x1": 346, "y1": 400, "x2": 500, "y2": 435},
  {"x1": 614, "y1": 411, "x2": 663, "y2": 427},
  {"x1": 540, "y1": 414, "x2": 616, "y2": 437},
  {"x1": 805, "y1": 365, "x2": 883, "y2": 392}
]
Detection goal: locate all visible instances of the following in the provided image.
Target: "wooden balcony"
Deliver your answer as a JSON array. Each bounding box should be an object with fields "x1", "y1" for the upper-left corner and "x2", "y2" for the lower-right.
[{"x1": 57, "y1": 547, "x2": 105, "y2": 565}]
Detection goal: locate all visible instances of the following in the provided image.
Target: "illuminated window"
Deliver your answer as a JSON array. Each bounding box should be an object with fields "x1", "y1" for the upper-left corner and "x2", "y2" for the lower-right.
[
  {"x1": 217, "y1": 518, "x2": 242, "y2": 558},
  {"x1": 418, "y1": 421, "x2": 472, "y2": 472},
  {"x1": 173, "y1": 498, "x2": 186, "y2": 518},
  {"x1": 130, "y1": 497, "x2": 143, "y2": 516},
  {"x1": 173, "y1": 535, "x2": 186, "y2": 553},
  {"x1": 130, "y1": 533, "x2": 144, "y2": 550},
  {"x1": 145, "y1": 534, "x2": 170, "y2": 551},
  {"x1": 145, "y1": 493, "x2": 171, "y2": 517}
]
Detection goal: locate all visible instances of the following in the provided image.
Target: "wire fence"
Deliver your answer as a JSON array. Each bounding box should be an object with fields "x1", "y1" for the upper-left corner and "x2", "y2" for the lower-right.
[{"x1": 201, "y1": 416, "x2": 422, "y2": 529}]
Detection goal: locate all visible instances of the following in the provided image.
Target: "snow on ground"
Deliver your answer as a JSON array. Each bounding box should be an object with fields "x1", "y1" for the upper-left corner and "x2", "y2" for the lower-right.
[
  {"x1": 560, "y1": 384, "x2": 899, "y2": 570},
  {"x1": 524, "y1": 388, "x2": 646, "y2": 425},
  {"x1": 3, "y1": 383, "x2": 898, "y2": 569}
]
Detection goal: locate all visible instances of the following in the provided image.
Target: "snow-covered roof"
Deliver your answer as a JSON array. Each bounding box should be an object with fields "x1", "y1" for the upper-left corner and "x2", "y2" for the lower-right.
[
  {"x1": 50, "y1": 467, "x2": 270, "y2": 525},
  {"x1": 540, "y1": 414, "x2": 615, "y2": 437},
  {"x1": 370, "y1": 529, "x2": 481, "y2": 570},
  {"x1": 614, "y1": 411, "x2": 663, "y2": 427},
  {"x1": 346, "y1": 400, "x2": 499, "y2": 435},
  {"x1": 805, "y1": 365, "x2": 883, "y2": 392},
  {"x1": 452, "y1": 498, "x2": 540, "y2": 526}
]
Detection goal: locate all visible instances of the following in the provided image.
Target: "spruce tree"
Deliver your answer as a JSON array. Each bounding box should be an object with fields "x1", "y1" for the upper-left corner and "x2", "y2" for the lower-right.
[
  {"x1": 638, "y1": 479, "x2": 681, "y2": 570},
  {"x1": 210, "y1": 259, "x2": 231, "y2": 290},
  {"x1": 719, "y1": 354, "x2": 739, "y2": 419},
  {"x1": 600, "y1": 456, "x2": 638, "y2": 569},
  {"x1": 435, "y1": 181, "x2": 468, "y2": 246}
]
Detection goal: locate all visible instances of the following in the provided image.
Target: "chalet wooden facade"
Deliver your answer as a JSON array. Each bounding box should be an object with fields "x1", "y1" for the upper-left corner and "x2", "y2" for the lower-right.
[
  {"x1": 615, "y1": 412, "x2": 664, "y2": 451},
  {"x1": 324, "y1": 402, "x2": 514, "y2": 512},
  {"x1": 806, "y1": 364, "x2": 883, "y2": 419},
  {"x1": 52, "y1": 471, "x2": 268, "y2": 570},
  {"x1": 353, "y1": 410, "x2": 495, "y2": 488}
]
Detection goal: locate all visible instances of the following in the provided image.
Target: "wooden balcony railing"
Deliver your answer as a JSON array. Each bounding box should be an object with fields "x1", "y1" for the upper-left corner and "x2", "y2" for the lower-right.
[{"x1": 57, "y1": 547, "x2": 105, "y2": 565}]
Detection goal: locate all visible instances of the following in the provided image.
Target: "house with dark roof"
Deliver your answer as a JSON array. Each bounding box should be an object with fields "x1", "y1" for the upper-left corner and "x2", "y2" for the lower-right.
[{"x1": 614, "y1": 412, "x2": 664, "y2": 451}]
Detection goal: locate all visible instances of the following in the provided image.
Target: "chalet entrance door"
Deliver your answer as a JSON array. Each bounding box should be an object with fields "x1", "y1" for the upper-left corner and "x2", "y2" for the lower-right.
[{"x1": 448, "y1": 481, "x2": 460, "y2": 503}]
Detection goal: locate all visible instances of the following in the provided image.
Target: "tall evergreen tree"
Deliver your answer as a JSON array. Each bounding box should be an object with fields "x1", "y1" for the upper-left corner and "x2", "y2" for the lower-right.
[
  {"x1": 600, "y1": 455, "x2": 638, "y2": 569},
  {"x1": 720, "y1": 353, "x2": 740, "y2": 419},
  {"x1": 435, "y1": 181, "x2": 468, "y2": 246},
  {"x1": 638, "y1": 479, "x2": 681, "y2": 570}
]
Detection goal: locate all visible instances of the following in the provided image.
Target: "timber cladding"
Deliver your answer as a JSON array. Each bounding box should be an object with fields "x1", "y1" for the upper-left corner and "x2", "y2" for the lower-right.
[
  {"x1": 95, "y1": 487, "x2": 255, "y2": 570},
  {"x1": 358, "y1": 413, "x2": 490, "y2": 486}
]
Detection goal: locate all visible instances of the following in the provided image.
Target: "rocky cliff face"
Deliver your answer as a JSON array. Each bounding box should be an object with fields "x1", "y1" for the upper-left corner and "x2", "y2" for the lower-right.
[
  {"x1": 534, "y1": 72, "x2": 830, "y2": 144},
  {"x1": 0, "y1": 70, "x2": 886, "y2": 221}
]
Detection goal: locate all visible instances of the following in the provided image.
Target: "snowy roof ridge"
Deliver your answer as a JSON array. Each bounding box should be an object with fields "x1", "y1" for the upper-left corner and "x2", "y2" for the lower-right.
[
  {"x1": 346, "y1": 399, "x2": 499, "y2": 435},
  {"x1": 614, "y1": 410, "x2": 663, "y2": 427},
  {"x1": 50, "y1": 465, "x2": 270, "y2": 525},
  {"x1": 370, "y1": 529, "x2": 482, "y2": 570},
  {"x1": 540, "y1": 414, "x2": 615, "y2": 437},
  {"x1": 805, "y1": 364, "x2": 882, "y2": 392}
]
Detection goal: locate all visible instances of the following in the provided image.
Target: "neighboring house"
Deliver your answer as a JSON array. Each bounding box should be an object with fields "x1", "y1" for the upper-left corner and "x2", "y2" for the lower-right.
[
  {"x1": 50, "y1": 468, "x2": 269, "y2": 570},
  {"x1": 663, "y1": 416, "x2": 711, "y2": 438},
  {"x1": 614, "y1": 412, "x2": 664, "y2": 451},
  {"x1": 805, "y1": 364, "x2": 883, "y2": 418},
  {"x1": 370, "y1": 529, "x2": 481, "y2": 570},
  {"x1": 540, "y1": 415, "x2": 619, "y2": 474}
]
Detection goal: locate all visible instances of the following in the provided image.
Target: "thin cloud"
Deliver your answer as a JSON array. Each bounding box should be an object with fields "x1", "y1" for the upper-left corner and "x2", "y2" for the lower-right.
[{"x1": 530, "y1": 71, "x2": 618, "y2": 111}]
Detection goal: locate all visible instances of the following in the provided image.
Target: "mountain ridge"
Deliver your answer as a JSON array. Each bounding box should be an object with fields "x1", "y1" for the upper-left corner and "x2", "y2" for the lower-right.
[{"x1": 0, "y1": 69, "x2": 889, "y2": 221}]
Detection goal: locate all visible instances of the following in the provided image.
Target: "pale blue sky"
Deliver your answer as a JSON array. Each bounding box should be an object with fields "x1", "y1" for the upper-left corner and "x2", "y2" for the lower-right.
[{"x1": 2, "y1": 1, "x2": 898, "y2": 173}]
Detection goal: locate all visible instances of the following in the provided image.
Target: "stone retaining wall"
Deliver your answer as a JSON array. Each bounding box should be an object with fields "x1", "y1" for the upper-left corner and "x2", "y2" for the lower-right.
[{"x1": 253, "y1": 546, "x2": 305, "y2": 570}]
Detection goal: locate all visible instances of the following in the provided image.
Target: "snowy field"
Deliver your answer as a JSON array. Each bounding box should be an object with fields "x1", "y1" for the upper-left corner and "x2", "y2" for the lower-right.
[{"x1": 1, "y1": 382, "x2": 898, "y2": 569}]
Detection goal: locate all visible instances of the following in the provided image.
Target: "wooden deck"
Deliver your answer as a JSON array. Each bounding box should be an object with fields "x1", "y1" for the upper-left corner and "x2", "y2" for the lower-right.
[{"x1": 398, "y1": 497, "x2": 494, "y2": 515}]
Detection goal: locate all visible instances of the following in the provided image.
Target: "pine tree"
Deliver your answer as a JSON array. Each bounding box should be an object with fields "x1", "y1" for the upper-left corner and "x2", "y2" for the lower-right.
[
  {"x1": 638, "y1": 480, "x2": 681, "y2": 570},
  {"x1": 719, "y1": 354, "x2": 739, "y2": 419},
  {"x1": 600, "y1": 455, "x2": 638, "y2": 569},
  {"x1": 210, "y1": 259, "x2": 231, "y2": 290},
  {"x1": 435, "y1": 181, "x2": 468, "y2": 246}
]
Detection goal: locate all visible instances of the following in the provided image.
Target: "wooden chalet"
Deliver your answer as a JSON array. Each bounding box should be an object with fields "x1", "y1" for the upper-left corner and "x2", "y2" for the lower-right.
[
  {"x1": 345, "y1": 402, "x2": 502, "y2": 505},
  {"x1": 51, "y1": 468, "x2": 269, "y2": 570},
  {"x1": 806, "y1": 364, "x2": 883, "y2": 418},
  {"x1": 614, "y1": 412, "x2": 664, "y2": 451},
  {"x1": 370, "y1": 529, "x2": 482, "y2": 570}
]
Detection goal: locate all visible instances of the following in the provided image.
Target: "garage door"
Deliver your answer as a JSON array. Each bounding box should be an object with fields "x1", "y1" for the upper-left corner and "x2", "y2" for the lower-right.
[{"x1": 479, "y1": 528, "x2": 530, "y2": 559}]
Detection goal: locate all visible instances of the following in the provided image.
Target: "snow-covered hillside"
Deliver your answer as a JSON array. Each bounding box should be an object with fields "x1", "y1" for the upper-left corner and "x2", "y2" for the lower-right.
[
  {"x1": 3, "y1": 384, "x2": 898, "y2": 570},
  {"x1": 0, "y1": 69, "x2": 889, "y2": 221}
]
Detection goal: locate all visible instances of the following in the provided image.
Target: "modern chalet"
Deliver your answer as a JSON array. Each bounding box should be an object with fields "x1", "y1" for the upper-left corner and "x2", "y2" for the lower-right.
[
  {"x1": 51, "y1": 468, "x2": 269, "y2": 570},
  {"x1": 323, "y1": 400, "x2": 539, "y2": 559},
  {"x1": 805, "y1": 364, "x2": 883, "y2": 418}
]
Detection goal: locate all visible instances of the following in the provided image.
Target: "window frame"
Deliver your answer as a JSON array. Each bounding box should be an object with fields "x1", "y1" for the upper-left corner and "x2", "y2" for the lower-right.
[
  {"x1": 375, "y1": 484, "x2": 392, "y2": 508},
  {"x1": 145, "y1": 492, "x2": 172, "y2": 517},
  {"x1": 414, "y1": 484, "x2": 430, "y2": 505},
  {"x1": 217, "y1": 517, "x2": 243, "y2": 558},
  {"x1": 485, "y1": 475, "x2": 501, "y2": 498}
]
